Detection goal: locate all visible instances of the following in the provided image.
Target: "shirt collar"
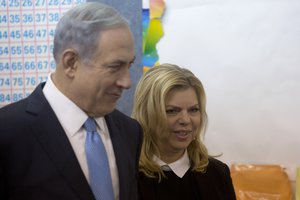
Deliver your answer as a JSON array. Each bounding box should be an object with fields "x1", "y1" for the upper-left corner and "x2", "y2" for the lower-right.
[
  {"x1": 43, "y1": 74, "x2": 88, "y2": 136},
  {"x1": 153, "y1": 150, "x2": 190, "y2": 178}
]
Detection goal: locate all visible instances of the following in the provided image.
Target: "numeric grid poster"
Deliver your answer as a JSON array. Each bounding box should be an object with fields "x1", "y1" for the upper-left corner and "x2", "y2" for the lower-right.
[{"x1": 0, "y1": 0, "x2": 85, "y2": 107}]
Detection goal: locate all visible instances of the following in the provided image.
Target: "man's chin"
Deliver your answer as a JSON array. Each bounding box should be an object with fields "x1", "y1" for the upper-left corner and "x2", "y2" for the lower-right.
[{"x1": 98, "y1": 104, "x2": 116, "y2": 116}]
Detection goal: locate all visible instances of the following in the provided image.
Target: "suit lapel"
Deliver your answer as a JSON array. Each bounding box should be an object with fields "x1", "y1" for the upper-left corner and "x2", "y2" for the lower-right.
[
  {"x1": 105, "y1": 113, "x2": 129, "y2": 200},
  {"x1": 27, "y1": 83, "x2": 95, "y2": 200}
]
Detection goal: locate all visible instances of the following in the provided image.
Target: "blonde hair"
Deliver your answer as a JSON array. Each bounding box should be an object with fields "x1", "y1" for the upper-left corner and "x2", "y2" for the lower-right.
[{"x1": 132, "y1": 63, "x2": 209, "y2": 181}]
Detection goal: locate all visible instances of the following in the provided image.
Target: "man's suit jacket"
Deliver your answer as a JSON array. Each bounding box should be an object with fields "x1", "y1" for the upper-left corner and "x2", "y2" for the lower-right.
[{"x1": 0, "y1": 83, "x2": 143, "y2": 200}]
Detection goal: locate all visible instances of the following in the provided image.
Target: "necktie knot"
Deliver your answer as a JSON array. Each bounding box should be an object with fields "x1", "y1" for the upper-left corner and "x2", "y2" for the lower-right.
[{"x1": 84, "y1": 117, "x2": 97, "y2": 132}]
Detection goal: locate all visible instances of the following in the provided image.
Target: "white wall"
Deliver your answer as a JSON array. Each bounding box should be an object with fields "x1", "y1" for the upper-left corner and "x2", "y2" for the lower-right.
[{"x1": 151, "y1": 0, "x2": 300, "y2": 181}]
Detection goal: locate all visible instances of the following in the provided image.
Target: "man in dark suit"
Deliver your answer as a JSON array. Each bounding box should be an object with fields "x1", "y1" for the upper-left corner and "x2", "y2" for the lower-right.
[{"x1": 0, "y1": 2, "x2": 143, "y2": 200}]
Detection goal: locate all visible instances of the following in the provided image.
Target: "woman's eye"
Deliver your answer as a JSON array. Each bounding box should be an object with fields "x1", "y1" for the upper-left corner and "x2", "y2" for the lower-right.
[
  {"x1": 166, "y1": 109, "x2": 174, "y2": 114},
  {"x1": 166, "y1": 109, "x2": 178, "y2": 114},
  {"x1": 190, "y1": 108, "x2": 200, "y2": 113}
]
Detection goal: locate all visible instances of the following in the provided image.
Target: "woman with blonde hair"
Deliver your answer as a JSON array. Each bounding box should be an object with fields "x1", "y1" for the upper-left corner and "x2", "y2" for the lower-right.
[{"x1": 132, "y1": 64, "x2": 236, "y2": 199}]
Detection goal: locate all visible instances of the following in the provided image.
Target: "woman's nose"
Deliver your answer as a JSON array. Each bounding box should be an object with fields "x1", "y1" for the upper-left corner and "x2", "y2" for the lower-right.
[{"x1": 178, "y1": 110, "x2": 191, "y2": 125}]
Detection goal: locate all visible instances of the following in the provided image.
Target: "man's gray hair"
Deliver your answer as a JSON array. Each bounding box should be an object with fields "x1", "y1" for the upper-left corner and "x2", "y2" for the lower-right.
[{"x1": 53, "y1": 2, "x2": 129, "y2": 64}]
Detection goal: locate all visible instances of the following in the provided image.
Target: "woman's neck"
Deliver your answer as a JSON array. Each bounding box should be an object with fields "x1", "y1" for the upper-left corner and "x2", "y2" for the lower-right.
[{"x1": 159, "y1": 150, "x2": 185, "y2": 164}]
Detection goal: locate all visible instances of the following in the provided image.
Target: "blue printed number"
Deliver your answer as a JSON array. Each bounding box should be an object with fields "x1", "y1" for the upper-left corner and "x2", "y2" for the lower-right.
[
  {"x1": 0, "y1": 0, "x2": 7, "y2": 7},
  {"x1": 49, "y1": 13, "x2": 59, "y2": 22},
  {"x1": 23, "y1": 13, "x2": 34, "y2": 23},
  {"x1": 11, "y1": 62, "x2": 22, "y2": 70},
  {"x1": 12, "y1": 93, "x2": 24, "y2": 102},
  {"x1": 23, "y1": 30, "x2": 34, "y2": 38},
  {"x1": 24, "y1": 61, "x2": 35, "y2": 70},
  {"x1": 9, "y1": 0, "x2": 19, "y2": 7},
  {"x1": 37, "y1": 61, "x2": 48, "y2": 69},
  {"x1": 0, "y1": 78, "x2": 10, "y2": 86},
  {"x1": 0, "y1": 30, "x2": 8, "y2": 39},
  {"x1": 0, "y1": 63, "x2": 10, "y2": 71},
  {"x1": 10, "y1": 30, "x2": 21, "y2": 39},
  {"x1": 10, "y1": 14, "x2": 20, "y2": 23},
  {"x1": 36, "y1": 45, "x2": 47, "y2": 54},
  {"x1": 11, "y1": 46, "x2": 22, "y2": 55},
  {"x1": 24, "y1": 46, "x2": 34, "y2": 54},
  {"x1": 0, "y1": 94, "x2": 11, "y2": 103},
  {"x1": 0, "y1": 15, "x2": 7, "y2": 23},
  {"x1": 22, "y1": 0, "x2": 33, "y2": 7},
  {"x1": 26, "y1": 77, "x2": 36, "y2": 86},
  {"x1": 35, "y1": 13, "x2": 46, "y2": 22},
  {"x1": 35, "y1": 0, "x2": 45, "y2": 6},
  {"x1": 48, "y1": 0, "x2": 59, "y2": 6},
  {"x1": 12, "y1": 77, "x2": 23, "y2": 86},
  {"x1": 36, "y1": 29, "x2": 46, "y2": 38},
  {"x1": 0, "y1": 46, "x2": 9, "y2": 55}
]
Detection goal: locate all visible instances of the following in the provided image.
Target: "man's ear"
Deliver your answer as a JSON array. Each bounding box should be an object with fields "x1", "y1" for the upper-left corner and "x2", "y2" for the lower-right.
[{"x1": 61, "y1": 49, "x2": 80, "y2": 78}]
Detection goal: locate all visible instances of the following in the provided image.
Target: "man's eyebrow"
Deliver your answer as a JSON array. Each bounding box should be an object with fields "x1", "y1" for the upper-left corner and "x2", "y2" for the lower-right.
[{"x1": 110, "y1": 56, "x2": 136, "y2": 65}]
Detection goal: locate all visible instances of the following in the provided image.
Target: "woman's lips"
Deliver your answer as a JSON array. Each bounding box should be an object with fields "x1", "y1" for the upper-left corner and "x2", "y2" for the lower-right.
[{"x1": 174, "y1": 130, "x2": 192, "y2": 140}]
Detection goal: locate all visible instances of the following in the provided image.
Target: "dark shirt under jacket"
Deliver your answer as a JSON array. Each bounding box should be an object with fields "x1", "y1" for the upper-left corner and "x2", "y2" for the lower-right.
[{"x1": 138, "y1": 158, "x2": 236, "y2": 200}]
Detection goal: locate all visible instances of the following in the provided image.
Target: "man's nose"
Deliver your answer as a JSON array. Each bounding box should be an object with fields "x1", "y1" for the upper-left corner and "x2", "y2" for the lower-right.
[{"x1": 117, "y1": 69, "x2": 131, "y2": 89}]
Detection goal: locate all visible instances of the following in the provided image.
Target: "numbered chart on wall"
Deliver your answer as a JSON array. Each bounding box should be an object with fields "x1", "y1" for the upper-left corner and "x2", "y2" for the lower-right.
[{"x1": 0, "y1": 0, "x2": 86, "y2": 107}]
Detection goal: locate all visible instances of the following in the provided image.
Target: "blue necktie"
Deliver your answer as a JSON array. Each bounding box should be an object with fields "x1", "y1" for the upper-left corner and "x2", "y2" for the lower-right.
[{"x1": 84, "y1": 117, "x2": 114, "y2": 200}]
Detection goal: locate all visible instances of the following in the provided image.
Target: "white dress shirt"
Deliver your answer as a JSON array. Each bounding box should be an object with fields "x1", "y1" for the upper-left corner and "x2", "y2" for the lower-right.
[
  {"x1": 153, "y1": 150, "x2": 190, "y2": 178},
  {"x1": 43, "y1": 74, "x2": 119, "y2": 199}
]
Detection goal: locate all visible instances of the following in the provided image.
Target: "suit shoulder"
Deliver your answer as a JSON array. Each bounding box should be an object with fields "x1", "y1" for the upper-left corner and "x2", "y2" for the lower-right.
[
  {"x1": 0, "y1": 98, "x2": 28, "y2": 121},
  {"x1": 110, "y1": 109, "x2": 140, "y2": 125},
  {"x1": 0, "y1": 97, "x2": 27, "y2": 111},
  {"x1": 0, "y1": 82, "x2": 46, "y2": 119}
]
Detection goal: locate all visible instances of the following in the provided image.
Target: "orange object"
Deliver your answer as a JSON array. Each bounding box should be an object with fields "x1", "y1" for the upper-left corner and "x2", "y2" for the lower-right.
[
  {"x1": 296, "y1": 167, "x2": 300, "y2": 200},
  {"x1": 231, "y1": 164, "x2": 292, "y2": 200}
]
